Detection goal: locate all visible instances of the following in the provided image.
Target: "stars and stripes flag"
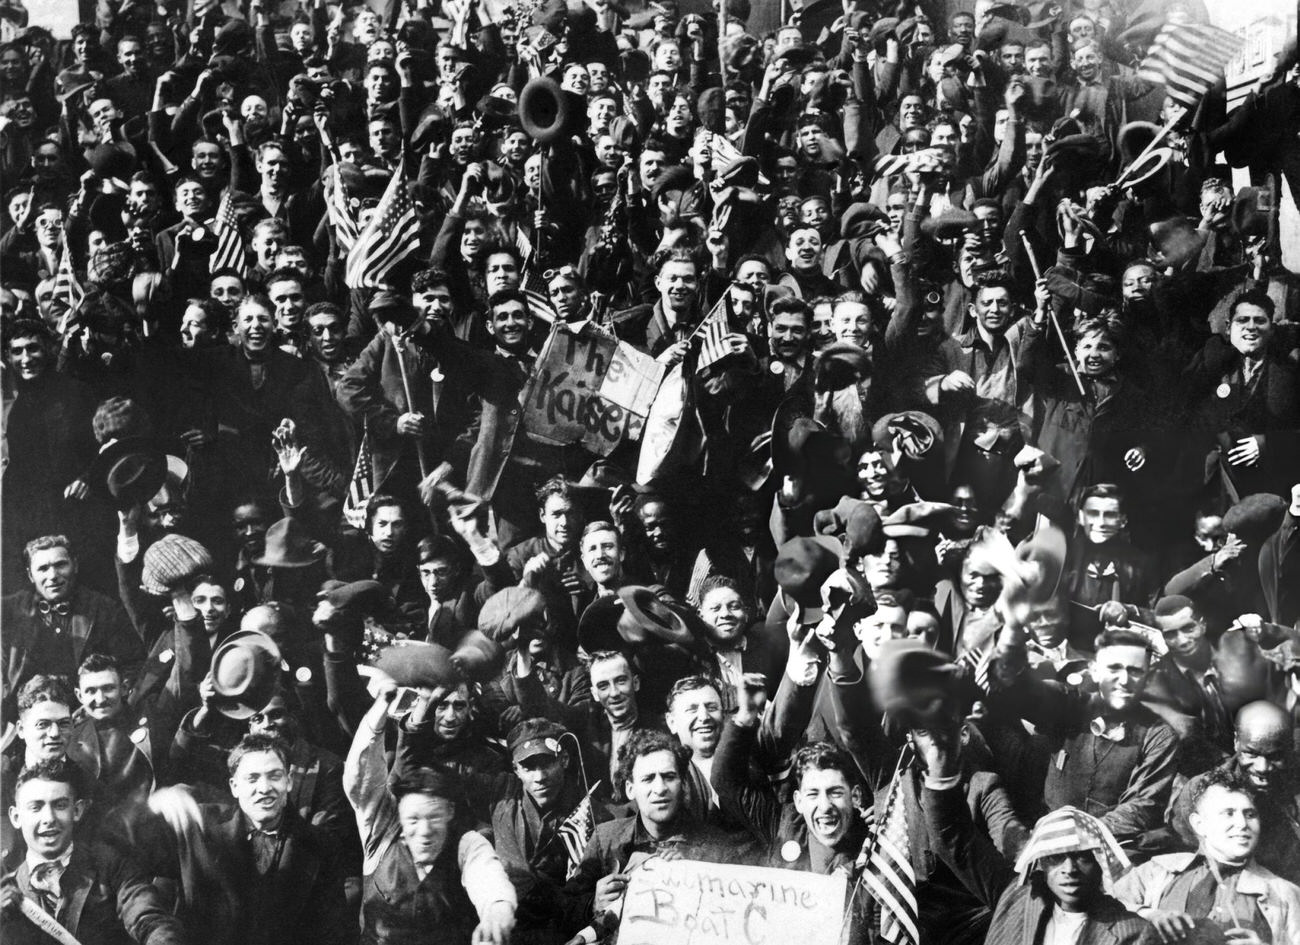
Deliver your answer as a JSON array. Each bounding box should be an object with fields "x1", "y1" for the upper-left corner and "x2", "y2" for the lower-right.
[
  {"x1": 558, "y1": 782, "x2": 601, "y2": 879},
  {"x1": 52, "y1": 239, "x2": 82, "y2": 309},
  {"x1": 857, "y1": 762, "x2": 919, "y2": 945},
  {"x1": 345, "y1": 159, "x2": 420, "y2": 290},
  {"x1": 209, "y1": 189, "x2": 250, "y2": 276},
  {"x1": 695, "y1": 294, "x2": 734, "y2": 372},
  {"x1": 1013, "y1": 806, "x2": 1130, "y2": 886},
  {"x1": 1137, "y1": 22, "x2": 1246, "y2": 109},
  {"x1": 520, "y1": 264, "x2": 558, "y2": 324},
  {"x1": 326, "y1": 164, "x2": 360, "y2": 254},
  {"x1": 342, "y1": 426, "x2": 374, "y2": 529},
  {"x1": 958, "y1": 642, "x2": 993, "y2": 693}
]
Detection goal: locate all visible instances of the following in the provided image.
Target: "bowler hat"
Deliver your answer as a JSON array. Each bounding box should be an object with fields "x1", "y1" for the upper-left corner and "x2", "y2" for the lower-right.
[
  {"x1": 375, "y1": 640, "x2": 461, "y2": 689},
  {"x1": 210, "y1": 630, "x2": 282, "y2": 719},
  {"x1": 252, "y1": 518, "x2": 321, "y2": 568}
]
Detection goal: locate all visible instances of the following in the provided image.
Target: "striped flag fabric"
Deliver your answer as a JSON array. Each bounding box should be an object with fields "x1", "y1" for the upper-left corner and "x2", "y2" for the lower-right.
[
  {"x1": 520, "y1": 264, "x2": 558, "y2": 324},
  {"x1": 326, "y1": 165, "x2": 360, "y2": 254},
  {"x1": 52, "y1": 240, "x2": 82, "y2": 310},
  {"x1": 558, "y1": 785, "x2": 599, "y2": 879},
  {"x1": 345, "y1": 159, "x2": 420, "y2": 290},
  {"x1": 342, "y1": 428, "x2": 374, "y2": 529},
  {"x1": 210, "y1": 190, "x2": 250, "y2": 276},
  {"x1": 859, "y1": 770, "x2": 919, "y2": 945},
  {"x1": 1137, "y1": 22, "x2": 1246, "y2": 108},
  {"x1": 958, "y1": 643, "x2": 993, "y2": 693},
  {"x1": 1013, "y1": 806, "x2": 1130, "y2": 886},
  {"x1": 695, "y1": 295, "x2": 732, "y2": 372}
]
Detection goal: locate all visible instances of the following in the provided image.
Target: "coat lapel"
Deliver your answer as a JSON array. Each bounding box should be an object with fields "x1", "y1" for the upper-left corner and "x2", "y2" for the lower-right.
[{"x1": 59, "y1": 850, "x2": 95, "y2": 936}]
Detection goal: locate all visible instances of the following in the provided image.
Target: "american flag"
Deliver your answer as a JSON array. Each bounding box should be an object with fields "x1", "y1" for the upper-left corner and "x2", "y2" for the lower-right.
[
  {"x1": 858, "y1": 765, "x2": 919, "y2": 945},
  {"x1": 958, "y1": 643, "x2": 993, "y2": 693},
  {"x1": 1138, "y1": 22, "x2": 1246, "y2": 109},
  {"x1": 520, "y1": 264, "x2": 558, "y2": 324},
  {"x1": 52, "y1": 239, "x2": 82, "y2": 310},
  {"x1": 1013, "y1": 806, "x2": 1130, "y2": 886},
  {"x1": 327, "y1": 164, "x2": 360, "y2": 254},
  {"x1": 695, "y1": 294, "x2": 733, "y2": 372},
  {"x1": 342, "y1": 427, "x2": 374, "y2": 529},
  {"x1": 210, "y1": 189, "x2": 250, "y2": 276},
  {"x1": 345, "y1": 159, "x2": 420, "y2": 290},
  {"x1": 873, "y1": 153, "x2": 910, "y2": 182},
  {"x1": 558, "y1": 783, "x2": 600, "y2": 879}
]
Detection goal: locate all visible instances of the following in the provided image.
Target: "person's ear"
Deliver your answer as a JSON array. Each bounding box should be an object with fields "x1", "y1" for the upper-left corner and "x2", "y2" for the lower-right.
[
  {"x1": 631, "y1": 674, "x2": 640, "y2": 693},
  {"x1": 850, "y1": 784, "x2": 864, "y2": 808},
  {"x1": 71, "y1": 798, "x2": 87, "y2": 823},
  {"x1": 1188, "y1": 810, "x2": 1203, "y2": 839},
  {"x1": 793, "y1": 787, "x2": 807, "y2": 814},
  {"x1": 9, "y1": 806, "x2": 21, "y2": 830}
]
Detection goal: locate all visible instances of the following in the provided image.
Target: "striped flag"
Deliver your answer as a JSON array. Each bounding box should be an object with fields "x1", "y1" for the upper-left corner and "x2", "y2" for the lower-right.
[
  {"x1": 520, "y1": 264, "x2": 558, "y2": 324},
  {"x1": 695, "y1": 295, "x2": 732, "y2": 372},
  {"x1": 326, "y1": 165, "x2": 360, "y2": 254},
  {"x1": 345, "y1": 159, "x2": 420, "y2": 290},
  {"x1": 1137, "y1": 22, "x2": 1246, "y2": 108},
  {"x1": 342, "y1": 428, "x2": 374, "y2": 529},
  {"x1": 558, "y1": 783, "x2": 600, "y2": 879},
  {"x1": 958, "y1": 643, "x2": 993, "y2": 693},
  {"x1": 858, "y1": 768, "x2": 919, "y2": 945},
  {"x1": 1013, "y1": 806, "x2": 1130, "y2": 885},
  {"x1": 52, "y1": 240, "x2": 82, "y2": 310},
  {"x1": 210, "y1": 190, "x2": 250, "y2": 276}
]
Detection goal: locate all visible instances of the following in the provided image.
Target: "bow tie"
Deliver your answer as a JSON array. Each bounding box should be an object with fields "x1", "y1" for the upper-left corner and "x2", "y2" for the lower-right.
[
  {"x1": 37, "y1": 600, "x2": 71, "y2": 617},
  {"x1": 1085, "y1": 561, "x2": 1118, "y2": 580},
  {"x1": 29, "y1": 859, "x2": 64, "y2": 914}
]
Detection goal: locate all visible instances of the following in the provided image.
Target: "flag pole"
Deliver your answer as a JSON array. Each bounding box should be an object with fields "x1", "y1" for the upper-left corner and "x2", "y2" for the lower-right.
[
  {"x1": 392, "y1": 333, "x2": 430, "y2": 478},
  {"x1": 1020, "y1": 229, "x2": 1085, "y2": 398}
]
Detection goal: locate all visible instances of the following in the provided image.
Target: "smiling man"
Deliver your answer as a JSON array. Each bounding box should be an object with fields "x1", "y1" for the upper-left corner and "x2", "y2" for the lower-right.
[
  {"x1": 990, "y1": 626, "x2": 1178, "y2": 845},
  {"x1": 663, "y1": 676, "x2": 725, "y2": 818},
  {"x1": 2, "y1": 760, "x2": 187, "y2": 945}
]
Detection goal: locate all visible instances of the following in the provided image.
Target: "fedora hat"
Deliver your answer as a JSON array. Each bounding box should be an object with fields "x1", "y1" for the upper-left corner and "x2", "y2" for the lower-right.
[
  {"x1": 869, "y1": 639, "x2": 968, "y2": 732},
  {"x1": 210, "y1": 629, "x2": 282, "y2": 719},
  {"x1": 252, "y1": 518, "x2": 321, "y2": 568},
  {"x1": 774, "y1": 535, "x2": 842, "y2": 618},
  {"x1": 577, "y1": 586, "x2": 693, "y2": 654},
  {"x1": 375, "y1": 640, "x2": 461, "y2": 689},
  {"x1": 89, "y1": 436, "x2": 168, "y2": 510},
  {"x1": 451, "y1": 629, "x2": 507, "y2": 682}
]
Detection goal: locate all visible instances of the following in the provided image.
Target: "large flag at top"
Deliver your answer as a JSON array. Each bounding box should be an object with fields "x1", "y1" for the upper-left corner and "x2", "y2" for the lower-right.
[
  {"x1": 1137, "y1": 22, "x2": 1246, "y2": 109},
  {"x1": 345, "y1": 159, "x2": 420, "y2": 290}
]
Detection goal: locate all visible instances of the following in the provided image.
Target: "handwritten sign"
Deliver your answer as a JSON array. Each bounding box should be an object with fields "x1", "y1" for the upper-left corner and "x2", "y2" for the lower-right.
[
  {"x1": 600, "y1": 341, "x2": 665, "y2": 417},
  {"x1": 619, "y1": 857, "x2": 847, "y2": 945},
  {"x1": 521, "y1": 325, "x2": 654, "y2": 456}
]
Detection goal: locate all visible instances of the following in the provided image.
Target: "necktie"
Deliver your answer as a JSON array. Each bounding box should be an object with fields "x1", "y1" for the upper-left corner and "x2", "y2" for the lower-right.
[
  {"x1": 29, "y1": 860, "x2": 63, "y2": 916},
  {"x1": 250, "y1": 830, "x2": 282, "y2": 874}
]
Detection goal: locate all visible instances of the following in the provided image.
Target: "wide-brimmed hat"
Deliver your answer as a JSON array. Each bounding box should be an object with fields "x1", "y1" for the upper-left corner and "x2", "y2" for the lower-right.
[
  {"x1": 252, "y1": 518, "x2": 322, "y2": 568},
  {"x1": 210, "y1": 629, "x2": 282, "y2": 719},
  {"x1": 577, "y1": 586, "x2": 693, "y2": 655},
  {"x1": 89, "y1": 436, "x2": 168, "y2": 510}
]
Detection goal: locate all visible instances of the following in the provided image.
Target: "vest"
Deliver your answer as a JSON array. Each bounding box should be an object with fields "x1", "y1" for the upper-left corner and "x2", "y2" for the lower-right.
[{"x1": 361, "y1": 833, "x2": 478, "y2": 945}]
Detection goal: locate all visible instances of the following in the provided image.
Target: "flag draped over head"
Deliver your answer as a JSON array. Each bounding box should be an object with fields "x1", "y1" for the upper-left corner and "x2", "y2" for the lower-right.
[
  {"x1": 558, "y1": 782, "x2": 601, "y2": 879},
  {"x1": 858, "y1": 765, "x2": 919, "y2": 945},
  {"x1": 1014, "y1": 806, "x2": 1131, "y2": 889},
  {"x1": 343, "y1": 426, "x2": 375, "y2": 529},
  {"x1": 345, "y1": 158, "x2": 420, "y2": 290},
  {"x1": 210, "y1": 189, "x2": 250, "y2": 276},
  {"x1": 1137, "y1": 22, "x2": 1246, "y2": 109}
]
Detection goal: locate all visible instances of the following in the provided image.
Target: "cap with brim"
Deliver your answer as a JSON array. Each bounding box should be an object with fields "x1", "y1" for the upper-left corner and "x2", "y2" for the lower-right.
[
  {"x1": 512, "y1": 734, "x2": 563, "y2": 763},
  {"x1": 375, "y1": 640, "x2": 461, "y2": 689},
  {"x1": 451, "y1": 629, "x2": 507, "y2": 682},
  {"x1": 252, "y1": 518, "x2": 321, "y2": 568},
  {"x1": 1223, "y1": 493, "x2": 1287, "y2": 544},
  {"x1": 478, "y1": 587, "x2": 548, "y2": 643},
  {"x1": 866, "y1": 17, "x2": 899, "y2": 48},
  {"x1": 319, "y1": 579, "x2": 390, "y2": 613},
  {"x1": 210, "y1": 629, "x2": 282, "y2": 720}
]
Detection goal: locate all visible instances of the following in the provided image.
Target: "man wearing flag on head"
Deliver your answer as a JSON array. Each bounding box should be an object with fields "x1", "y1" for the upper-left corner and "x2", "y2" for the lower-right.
[{"x1": 985, "y1": 807, "x2": 1155, "y2": 945}]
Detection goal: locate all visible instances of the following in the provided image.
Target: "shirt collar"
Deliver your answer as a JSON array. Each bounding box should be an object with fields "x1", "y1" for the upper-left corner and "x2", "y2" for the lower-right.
[{"x1": 26, "y1": 844, "x2": 73, "y2": 876}]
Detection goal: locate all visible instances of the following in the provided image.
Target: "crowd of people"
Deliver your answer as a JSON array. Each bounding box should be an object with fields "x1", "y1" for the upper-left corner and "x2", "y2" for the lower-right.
[{"x1": 1, "y1": 0, "x2": 1299, "y2": 941}]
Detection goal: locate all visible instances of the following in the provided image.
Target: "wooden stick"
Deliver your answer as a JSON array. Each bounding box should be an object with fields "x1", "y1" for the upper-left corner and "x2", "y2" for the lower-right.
[
  {"x1": 1020, "y1": 229, "x2": 1085, "y2": 398},
  {"x1": 1114, "y1": 113, "x2": 1180, "y2": 188},
  {"x1": 391, "y1": 333, "x2": 429, "y2": 478}
]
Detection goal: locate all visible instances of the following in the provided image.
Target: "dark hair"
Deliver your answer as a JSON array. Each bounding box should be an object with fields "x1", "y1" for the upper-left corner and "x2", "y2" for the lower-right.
[
  {"x1": 411, "y1": 266, "x2": 451, "y2": 293},
  {"x1": 1153, "y1": 594, "x2": 1197, "y2": 618},
  {"x1": 483, "y1": 241, "x2": 522, "y2": 270},
  {"x1": 185, "y1": 297, "x2": 229, "y2": 335},
  {"x1": 3, "y1": 317, "x2": 53, "y2": 349},
  {"x1": 227, "y1": 733, "x2": 291, "y2": 775},
  {"x1": 23, "y1": 534, "x2": 73, "y2": 570},
  {"x1": 1188, "y1": 766, "x2": 1256, "y2": 814},
  {"x1": 17, "y1": 675, "x2": 74, "y2": 714},
  {"x1": 617, "y1": 729, "x2": 689, "y2": 786},
  {"x1": 487, "y1": 287, "x2": 529, "y2": 315},
  {"x1": 365, "y1": 493, "x2": 407, "y2": 532},
  {"x1": 1077, "y1": 482, "x2": 1125, "y2": 514},
  {"x1": 535, "y1": 475, "x2": 575, "y2": 508},
  {"x1": 792, "y1": 741, "x2": 857, "y2": 790},
  {"x1": 417, "y1": 534, "x2": 464, "y2": 568},
  {"x1": 589, "y1": 649, "x2": 636, "y2": 675},
  {"x1": 697, "y1": 574, "x2": 743, "y2": 603},
  {"x1": 77, "y1": 653, "x2": 121, "y2": 680},
  {"x1": 1229, "y1": 289, "x2": 1274, "y2": 321},
  {"x1": 769, "y1": 296, "x2": 812, "y2": 326},
  {"x1": 665, "y1": 674, "x2": 721, "y2": 713},
  {"x1": 304, "y1": 301, "x2": 344, "y2": 322},
  {"x1": 731, "y1": 254, "x2": 771, "y2": 278},
  {"x1": 265, "y1": 267, "x2": 305, "y2": 291},
  {"x1": 15, "y1": 759, "x2": 88, "y2": 802},
  {"x1": 92, "y1": 396, "x2": 152, "y2": 444},
  {"x1": 973, "y1": 272, "x2": 1015, "y2": 296}
]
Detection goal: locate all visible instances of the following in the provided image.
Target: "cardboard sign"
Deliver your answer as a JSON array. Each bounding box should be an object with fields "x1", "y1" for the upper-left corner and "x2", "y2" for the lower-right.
[
  {"x1": 521, "y1": 324, "x2": 653, "y2": 456},
  {"x1": 599, "y1": 341, "x2": 665, "y2": 417},
  {"x1": 618, "y1": 857, "x2": 847, "y2": 945}
]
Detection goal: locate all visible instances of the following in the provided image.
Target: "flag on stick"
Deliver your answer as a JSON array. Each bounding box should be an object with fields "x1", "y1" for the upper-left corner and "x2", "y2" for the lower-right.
[
  {"x1": 858, "y1": 764, "x2": 919, "y2": 945},
  {"x1": 345, "y1": 159, "x2": 420, "y2": 289},
  {"x1": 210, "y1": 189, "x2": 250, "y2": 276},
  {"x1": 1138, "y1": 22, "x2": 1245, "y2": 108},
  {"x1": 342, "y1": 427, "x2": 375, "y2": 529},
  {"x1": 52, "y1": 239, "x2": 83, "y2": 309},
  {"x1": 558, "y1": 782, "x2": 601, "y2": 879}
]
